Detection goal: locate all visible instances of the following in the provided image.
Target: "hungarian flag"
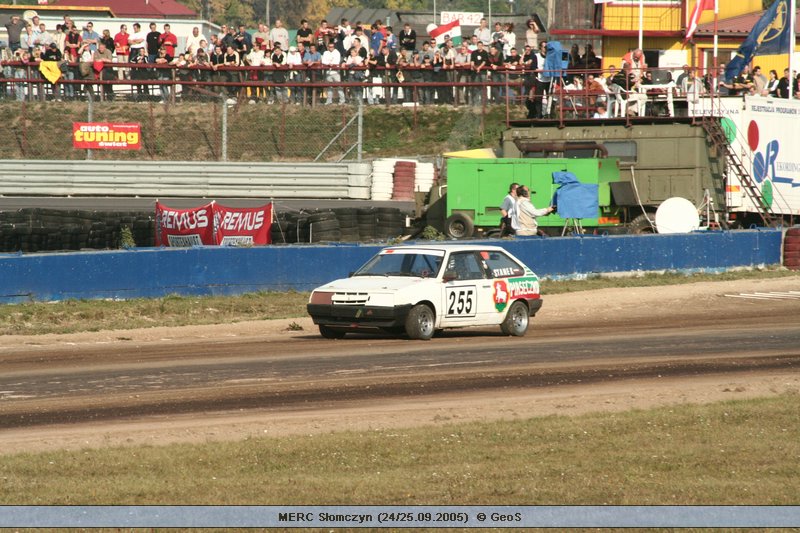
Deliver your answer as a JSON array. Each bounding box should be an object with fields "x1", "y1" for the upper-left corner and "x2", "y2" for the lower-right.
[
  {"x1": 429, "y1": 20, "x2": 462, "y2": 47},
  {"x1": 684, "y1": 0, "x2": 715, "y2": 42}
]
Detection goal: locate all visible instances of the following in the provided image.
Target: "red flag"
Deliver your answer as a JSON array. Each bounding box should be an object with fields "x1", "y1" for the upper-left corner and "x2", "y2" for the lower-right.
[{"x1": 685, "y1": 0, "x2": 714, "y2": 42}]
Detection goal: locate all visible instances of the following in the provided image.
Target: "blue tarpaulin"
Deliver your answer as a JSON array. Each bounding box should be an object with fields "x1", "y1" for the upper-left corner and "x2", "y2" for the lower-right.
[
  {"x1": 552, "y1": 171, "x2": 598, "y2": 219},
  {"x1": 543, "y1": 41, "x2": 564, "y2": 81}
]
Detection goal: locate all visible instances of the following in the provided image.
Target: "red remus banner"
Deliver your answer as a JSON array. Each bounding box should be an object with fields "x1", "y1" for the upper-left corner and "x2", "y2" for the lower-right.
[
  {"x1": 73, "y1": 122, "x2": 142, "y2": 150},
  {"x1": 155, "y1": 202, "x2": 273, "y2": 246},
  {"x1": 155, "y1": 202, "x2": 216, "y2": 247},
  {"x1": 215, "y1": 203, "x2": 273, "y2": 245}
]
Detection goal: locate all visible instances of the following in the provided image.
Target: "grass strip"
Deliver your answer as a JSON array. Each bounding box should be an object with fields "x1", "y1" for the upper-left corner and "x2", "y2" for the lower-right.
[
  {"x1": 2, "y1": 394, "x2": 798, "y2": 504},
  {"x1": 0, "y1": 269, "x2": 795, "y2": 336}
]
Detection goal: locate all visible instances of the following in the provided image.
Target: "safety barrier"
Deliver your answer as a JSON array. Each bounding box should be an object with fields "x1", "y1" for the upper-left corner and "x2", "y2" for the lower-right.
[
  {"x1": 0, "y1": 160, "x2": 373, "y2": 198},
  {"x1": 0, "y1": 229, "x2": 781, "y2": 303}
]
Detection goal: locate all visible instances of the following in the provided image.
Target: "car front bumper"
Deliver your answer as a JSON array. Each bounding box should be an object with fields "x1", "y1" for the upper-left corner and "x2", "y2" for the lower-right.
[{"x1": 307, "y1": 303, "x2": 414, "y2": 329}]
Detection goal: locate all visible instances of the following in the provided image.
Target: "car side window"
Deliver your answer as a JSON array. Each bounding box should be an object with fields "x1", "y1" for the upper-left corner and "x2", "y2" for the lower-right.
[
  {"x1": 446, "y1": 252, "x2": 486, "y2": 280},
  {"x1": 481, "y1": 251, "x2": 525, "y2": 278}
]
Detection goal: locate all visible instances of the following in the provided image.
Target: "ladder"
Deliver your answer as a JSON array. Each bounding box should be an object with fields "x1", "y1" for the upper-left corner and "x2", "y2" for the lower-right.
[{"x1": 700, "y1": 116, "x2": 777, "y2": 227}]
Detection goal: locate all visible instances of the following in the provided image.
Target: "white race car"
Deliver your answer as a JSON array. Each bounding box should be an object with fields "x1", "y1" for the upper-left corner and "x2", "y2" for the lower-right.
[{"x1": 307, "y1": 244, "x2": 543, "y2": 340}]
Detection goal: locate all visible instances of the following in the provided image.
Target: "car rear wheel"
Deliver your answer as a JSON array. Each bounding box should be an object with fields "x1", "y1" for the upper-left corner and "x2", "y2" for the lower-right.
[
  {"x1": 500, "y1": 300, "x2": 529, "y2": 336},
  {"x1": 405, "y1": 304, "x2": 435, "y2": 340},
  {"x1": 319, "y1": 325, "x2": 347, "y2": 339}
]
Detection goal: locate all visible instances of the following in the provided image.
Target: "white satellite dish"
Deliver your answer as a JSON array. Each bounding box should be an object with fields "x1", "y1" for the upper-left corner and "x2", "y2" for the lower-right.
[{"x1": 655, "y1": 197, "x2": 700, "y2": 234}]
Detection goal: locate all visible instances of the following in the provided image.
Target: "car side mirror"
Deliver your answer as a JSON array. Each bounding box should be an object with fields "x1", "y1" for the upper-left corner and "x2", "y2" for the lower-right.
[{"x1": 442, "y1": 270, "x2": 458, "y2": 282}]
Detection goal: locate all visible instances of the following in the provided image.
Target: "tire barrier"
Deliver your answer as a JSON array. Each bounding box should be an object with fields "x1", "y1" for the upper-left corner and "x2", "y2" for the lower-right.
[
  {"x1": 370, "y1": 158, "x2": 438, "y2": 200},
  {"x1": 270, "y1": 207, "x2": 408, "y2": 245},
  {"x1": 392, "y1": 161, "x2": 416, "y2": 201},
  {"x1": 0, "y1": 208, "x2": 155, "y2": 253},
  {"x1": 0, "y1": 206, "x2": 408, "y2": 252},
  {"x1": 784, "y1": 226, "x2": 800, "y2": 270}
]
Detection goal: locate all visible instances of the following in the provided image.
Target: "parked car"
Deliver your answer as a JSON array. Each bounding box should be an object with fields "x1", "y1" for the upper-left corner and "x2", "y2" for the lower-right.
[{"x1": 307, "y1": 244, "x2": 543, "y2": 340}]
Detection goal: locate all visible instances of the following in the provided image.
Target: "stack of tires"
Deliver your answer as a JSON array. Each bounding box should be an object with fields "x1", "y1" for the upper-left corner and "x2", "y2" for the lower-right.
[
  {"x1": 271, "y1": 212, "x2": 310, "y2": 244},
  {"x1": 392, "y1": 161, "x2": 416, "y2": 200},
  {"x1": 0, "y1": 209, "x2": 155, "y2": 252},
  {"x1": 357, "y1": 208, "x2": 377, "y2": 241},
  {"x1": 333, "y1": 208, "x2": 360, "y2": 242},
  {"x1": 270, "y1": 215, "x2": 291, "y2": 244},
  {"x1": 415, "y1": 162, "x2": 436, "y2": 194},
  {"x1": 307, "y1": 210, "x2": 341, "y2": 243},
  {"x1": 371, "y1": 159, "x2": 395, "y2": 201},
  {"x1": 784, "y1": 226, "x2": 800, "y2": 270},
  {"x1": 374, "y1": 207, "x2": 406, "y2": 241}
]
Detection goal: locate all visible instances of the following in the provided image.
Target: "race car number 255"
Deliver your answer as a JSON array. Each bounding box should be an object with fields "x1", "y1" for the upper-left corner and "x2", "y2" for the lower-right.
[{"x1": 445, "y1": 286, "x2": 476, "y2": 317}]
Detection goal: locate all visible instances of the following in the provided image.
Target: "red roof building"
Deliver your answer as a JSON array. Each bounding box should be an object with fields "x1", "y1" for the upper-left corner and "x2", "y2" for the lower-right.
[
  {"x1": 54, "y1": 0, "x2": 197, "y2": 19},
  {"x1": 694, "y1": 8, "x2": 800, "y2": 40}
]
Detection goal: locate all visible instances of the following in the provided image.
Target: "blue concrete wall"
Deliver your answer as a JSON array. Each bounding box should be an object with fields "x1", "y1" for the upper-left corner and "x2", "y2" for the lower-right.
[{"x1": 0, "y1": 229, "x2": 782, "y2": 303}]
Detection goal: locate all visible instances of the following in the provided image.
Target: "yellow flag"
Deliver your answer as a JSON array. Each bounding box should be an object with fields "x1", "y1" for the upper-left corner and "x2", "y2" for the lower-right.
[{"x1": 39, "y1": 60, "x2": 62, "y2": 85}]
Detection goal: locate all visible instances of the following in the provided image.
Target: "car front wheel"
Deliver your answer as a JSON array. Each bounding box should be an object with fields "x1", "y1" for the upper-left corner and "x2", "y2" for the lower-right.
[
  {"x1": 405, "y1": 304, "x2": 435, "y2": 340},
  {"x1": 500, "y1": 300, "x2": 529, "y2": 336}
]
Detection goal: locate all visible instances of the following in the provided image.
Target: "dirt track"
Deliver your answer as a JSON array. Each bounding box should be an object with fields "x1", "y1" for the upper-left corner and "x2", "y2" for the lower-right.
[{"x1": 1, "y1": 275, "x2": 799, "y2": 455}]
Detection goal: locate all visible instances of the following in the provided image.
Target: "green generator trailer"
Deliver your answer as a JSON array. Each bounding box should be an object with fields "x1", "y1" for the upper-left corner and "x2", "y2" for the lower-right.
[{"x1": 439, "y1": 158, "x2": 623, "y2": 238}]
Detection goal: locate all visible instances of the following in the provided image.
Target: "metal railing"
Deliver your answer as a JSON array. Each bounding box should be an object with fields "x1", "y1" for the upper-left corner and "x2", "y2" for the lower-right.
[{"x1": 1, "y1": 60, "x2": 531, "y2": 108}]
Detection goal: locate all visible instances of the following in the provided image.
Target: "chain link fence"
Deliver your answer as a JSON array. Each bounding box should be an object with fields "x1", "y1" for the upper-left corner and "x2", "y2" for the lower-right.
[
  {"x1": 0, "y1": 98, "x2": 372, "y2": 162},
  {"x1": 0, "y1": 66, "x2": 518, "y2": 162}
]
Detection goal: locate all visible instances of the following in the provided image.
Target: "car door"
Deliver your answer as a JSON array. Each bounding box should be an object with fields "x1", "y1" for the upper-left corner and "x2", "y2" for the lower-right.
[
  {"x1": 480, "y1": 249, "x2": 539, "y2": 325},
  {"x1": 439, "y1": 251, "x2": 495, "y2": 327}
]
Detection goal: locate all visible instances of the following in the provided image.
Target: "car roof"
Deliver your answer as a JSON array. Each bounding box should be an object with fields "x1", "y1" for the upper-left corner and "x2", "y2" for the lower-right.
[{"x1": 384, "y1": 244, "x2": 507, "y2": 253}]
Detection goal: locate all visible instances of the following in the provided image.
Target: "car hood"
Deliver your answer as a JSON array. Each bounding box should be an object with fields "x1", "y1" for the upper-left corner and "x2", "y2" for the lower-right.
[{"x1": 314, "y1": 275, "x2": 433, "y2": 293}]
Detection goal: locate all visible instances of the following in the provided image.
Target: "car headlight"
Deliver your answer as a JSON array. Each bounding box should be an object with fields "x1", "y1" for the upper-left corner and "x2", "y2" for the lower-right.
[{"x1": 309, "y1": 291, "x2": 333, "y2": 305}]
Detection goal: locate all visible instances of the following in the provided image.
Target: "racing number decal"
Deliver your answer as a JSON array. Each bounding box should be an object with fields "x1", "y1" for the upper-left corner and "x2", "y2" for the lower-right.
[{"x1": 445, "y1": 286, "x2": 477, "y2": 317}]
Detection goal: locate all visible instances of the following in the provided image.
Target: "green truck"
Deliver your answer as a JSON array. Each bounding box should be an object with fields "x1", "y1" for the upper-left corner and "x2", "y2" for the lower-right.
[{"x1": 439, "y1": 157, "x2": 623, "y2": 238}]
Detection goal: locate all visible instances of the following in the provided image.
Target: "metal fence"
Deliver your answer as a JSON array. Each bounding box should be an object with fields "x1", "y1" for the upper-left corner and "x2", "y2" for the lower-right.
[
  {"x1": 0, "y1": 160, "x2": 373, "y2": 198},
  {"x1": 0, "y1": 94, "x2": 372, "y2": 163},
  {"x1": 0, "y1": 62, "x2": 520, "y2": 162},
  {"x1": 1, "y1": 60, "x2": 748, "y2": 162}
]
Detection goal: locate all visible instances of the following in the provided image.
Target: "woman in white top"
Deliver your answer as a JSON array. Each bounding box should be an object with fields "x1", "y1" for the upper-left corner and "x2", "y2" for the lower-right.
[
  {"x1": 525, "y1": 19, "x2": 539, "y2": 49},
  {"x1": 763, "y1": 69, "x2": 780, "y2": 97},
  {"x1": 502, "y1": 23, "x2": 516, "y2": 57}
]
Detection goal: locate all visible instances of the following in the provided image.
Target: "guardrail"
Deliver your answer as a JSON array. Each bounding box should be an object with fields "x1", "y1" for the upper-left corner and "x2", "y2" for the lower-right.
[
  {"x1": 0, "y1": 229, "x2": 782, "y2": 303},
  {"x1": 0, "y1": 160, "x2": 373, "y2": 198}
]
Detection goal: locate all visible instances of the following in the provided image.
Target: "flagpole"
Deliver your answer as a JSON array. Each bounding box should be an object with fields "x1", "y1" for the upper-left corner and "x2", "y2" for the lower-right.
[
  {"x1": 790, "y1": 0, "x2": 796, "y2": 100},
  {"x1": 638, "y1": 0, "x2": 644, "y2": 50},
  {"x1": 713, "y1": 0, "x2": 718, "y2": 96}
]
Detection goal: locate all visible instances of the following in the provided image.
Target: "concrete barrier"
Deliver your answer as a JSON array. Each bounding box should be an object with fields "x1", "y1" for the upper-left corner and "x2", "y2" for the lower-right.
[{"x1": 0, "y1": 229, "x2": 782, "y2": 303}]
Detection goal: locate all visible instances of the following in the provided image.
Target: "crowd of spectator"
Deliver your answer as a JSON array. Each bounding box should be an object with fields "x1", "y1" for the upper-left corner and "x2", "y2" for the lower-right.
[
  {"x1": 4, "y1": 13, "x2": 799, "y2": 110},
  {"x1": 2, "y1": 14, "x2": 548, "y2": 106}
]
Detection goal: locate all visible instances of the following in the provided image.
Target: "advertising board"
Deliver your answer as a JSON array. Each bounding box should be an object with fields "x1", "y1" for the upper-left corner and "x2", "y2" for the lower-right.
[
  {"x1": 728, "y1": 96, "x2": 800, "y2": 216},
  {"x1": 72, "y1": 122, "x2": 141, "y2": 150}
]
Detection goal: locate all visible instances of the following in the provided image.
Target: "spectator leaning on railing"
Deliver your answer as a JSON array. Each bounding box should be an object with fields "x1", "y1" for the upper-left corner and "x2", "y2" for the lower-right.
[
  {"x1": 0, "y1": 15, "x2": 555, "y2": 108},
  {"x1": 113, "y1": 24, "x2": 129, "y2": 79}
]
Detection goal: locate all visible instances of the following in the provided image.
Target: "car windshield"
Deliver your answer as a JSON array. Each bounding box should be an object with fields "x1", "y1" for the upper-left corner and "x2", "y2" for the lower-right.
[{"x1": 353, "y1": 250, "x2": 444, "y2": 278}]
